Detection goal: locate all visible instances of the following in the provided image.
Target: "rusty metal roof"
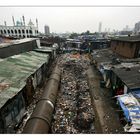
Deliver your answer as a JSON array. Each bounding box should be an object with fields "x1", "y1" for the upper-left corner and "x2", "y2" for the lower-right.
[{"x1": 0, "y1": 51, "x2": 50, "y2": 108}]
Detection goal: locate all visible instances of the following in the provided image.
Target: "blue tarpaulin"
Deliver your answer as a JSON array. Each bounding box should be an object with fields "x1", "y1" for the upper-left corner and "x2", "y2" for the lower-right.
[
  {"x1": 131, "y1": 89, "x2": 140, "y2": 98},
  {"x1": 117, "y1": 94, "x2": 140, "y2": 123},
  {"x1": 117, "y1": 97, "x2": 131, "y2": 122}
]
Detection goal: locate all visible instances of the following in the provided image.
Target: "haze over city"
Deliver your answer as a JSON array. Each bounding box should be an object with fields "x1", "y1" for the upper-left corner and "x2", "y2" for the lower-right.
[
  {"x1": 0, "y1": 7, "x2": 140, "y2": 33},
  {"x1": 1, "y1": 0, "x2": 140, "y2": 136}
]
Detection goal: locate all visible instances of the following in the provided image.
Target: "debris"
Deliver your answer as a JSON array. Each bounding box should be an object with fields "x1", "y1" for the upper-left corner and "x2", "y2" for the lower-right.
[{"x1": 51, "y1": 53, "x2": 95, "y2": 134}]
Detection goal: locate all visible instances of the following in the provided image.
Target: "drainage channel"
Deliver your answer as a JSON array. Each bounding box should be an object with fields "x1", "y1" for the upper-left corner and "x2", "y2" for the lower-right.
[{"x1": 51, "y1": 53, "x2": 95, "y2": 134}]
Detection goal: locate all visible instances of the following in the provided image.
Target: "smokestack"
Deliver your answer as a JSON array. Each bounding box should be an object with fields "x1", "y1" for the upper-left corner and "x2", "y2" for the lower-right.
[
  {"x1": 20, "y1": 18, "x2": 23, "y2": 25},
  {"x1": 12, "y1": 16, "x2": 15, "y2": 26}
]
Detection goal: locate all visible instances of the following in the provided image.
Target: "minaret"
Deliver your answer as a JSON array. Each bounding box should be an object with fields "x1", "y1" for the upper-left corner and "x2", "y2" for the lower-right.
[
  {"x1": 20, "y1": 18, "x2": 23, "y2": 26},
  {"x1": 22, "y1": 15, "x2": 26, "y2": 26},
  {"x1": 36, "y1": 18, "x2": 38, "y2": 29},
  {"x1": 4, "y1": 21, "x2": 7, "y2": 34},
  {"x1": 12, "y1": 16, "x2": 15, "y2": 26},
  {"x1": 98, "y1": 22, "x2": 102, "y2": 33},
  {"x1": 22, "y1": 15, "x2": 27, "y2": 38},
  {"x1": 4, "y1": 21, "x2": 7, "y2": 26}
]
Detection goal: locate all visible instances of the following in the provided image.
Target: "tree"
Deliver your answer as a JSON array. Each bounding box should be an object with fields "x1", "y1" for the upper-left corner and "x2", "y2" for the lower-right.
[
  {"x1": 69, "y1": 33, "x2": 78, "y2": 39},
  {"x1": 86, "y1": 30, "x2": 90, "y2": 35}
]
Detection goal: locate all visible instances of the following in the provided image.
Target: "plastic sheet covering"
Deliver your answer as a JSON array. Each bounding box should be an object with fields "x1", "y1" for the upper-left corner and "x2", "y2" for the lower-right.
[
  {"x1": 132, "y1": 89, "x2": 140, "y2": 99},
  {"x1": 117, "y1": 93, "x2": 140, "y2": 132}
]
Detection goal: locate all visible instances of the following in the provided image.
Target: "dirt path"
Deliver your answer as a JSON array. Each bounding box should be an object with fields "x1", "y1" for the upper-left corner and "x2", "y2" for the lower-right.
[{"x1": 87, "y1": 65, "x2": 124, "y2": 134}]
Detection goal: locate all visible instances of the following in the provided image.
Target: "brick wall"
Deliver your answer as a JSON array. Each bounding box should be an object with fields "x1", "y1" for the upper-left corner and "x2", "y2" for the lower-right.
[{"x1": 111, "y1": 41, "x2": 137, "y2": 58}]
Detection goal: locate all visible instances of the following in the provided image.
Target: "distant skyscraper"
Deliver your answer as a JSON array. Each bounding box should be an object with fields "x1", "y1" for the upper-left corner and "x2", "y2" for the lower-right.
[
  {"x1": 134, "y1": 21, "x2": 140, "y2": 34},
  {"x1": 108, "y1": 28, "x2": 110, "y2": 33},
  {"x1": 98, "y1": 22, "x2": 102, "y2": 33},
  {"x1": 123, "y1": 25, "x2": 130, "y2": 31},
  {"x1": 44, "y1": 25, "x2": 50, "y2": 35}
]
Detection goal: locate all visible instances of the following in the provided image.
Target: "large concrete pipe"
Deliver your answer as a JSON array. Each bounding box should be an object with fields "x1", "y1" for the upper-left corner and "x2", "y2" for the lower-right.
[{"x1": 22, "y1": 65, "x2": 61, "y2": 134}]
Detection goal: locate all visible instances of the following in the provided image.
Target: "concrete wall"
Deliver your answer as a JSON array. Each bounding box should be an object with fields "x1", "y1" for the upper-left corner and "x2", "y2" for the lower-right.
[
  {"x1": 135, "y1": 42, "x2": 140, "y2": 57},
  {"x1": 0, "y1": 40, "x2": 38, "y2": 58},
  {"x1": 111, "y1": 40, "x2": 137, "y2": 58},
  {"x1": 0, "y1": 92, "x2": 25, "y2": 133}
]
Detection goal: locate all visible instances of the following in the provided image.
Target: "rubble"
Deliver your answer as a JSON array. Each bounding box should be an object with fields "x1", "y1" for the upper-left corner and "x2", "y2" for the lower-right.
[
  {"x1": 51, "y1": 53, "x2": 95, "y2": 134},
  {"x1": 16, "y1": 88, "x2": 44, "y2": 133}
]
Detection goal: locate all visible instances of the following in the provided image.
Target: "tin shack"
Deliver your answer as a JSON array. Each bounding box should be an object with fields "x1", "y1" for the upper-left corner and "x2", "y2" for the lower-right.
[{"x1": 0, "y1": 51, "x2": 50, "y2": 133}]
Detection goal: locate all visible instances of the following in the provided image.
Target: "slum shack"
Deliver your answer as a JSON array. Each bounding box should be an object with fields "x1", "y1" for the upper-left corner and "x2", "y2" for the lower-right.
[
  {"x1": 111, "y1": 35, "x2": 140, "y2": 58},
  {"x1": 88, "y1": 38, "x2": 110, "y2": 51},
  {"x1": 0, "y1": 38, "x2": 40, "y2": 58},
  {"x1": 34, "y1": 45, "x2": 59, "y2": 61},
  {"x1": 66, "y1": 39, "x2": 81, "y2": 49},
  {"x1": 91, "y1": 46, "x2": 140, "y2": 133},
  {"x1": 91, "y1": 48, "x2": 140, "y2": 91},
  {"x1": 63, "y1": 39, "x2": 82, "y2": 53},
  {"x1": 111, "y1": 64, "x2": 140, "y2": 96},
  {"x1": 117, "y1": 93, "x2": 140, "y2": 133},
  {"x1": 91, "y1": 48, "x2": 122, "y2": 88},
  {"x1": 40, "y1": 39, "x2": 53, "y2": 47},
  {"x1": 0, "y1": 51, "x2": 50, "y2": 133},
  {"x1": 109, "y1": 64, "x2": 140, "y2": 133}
]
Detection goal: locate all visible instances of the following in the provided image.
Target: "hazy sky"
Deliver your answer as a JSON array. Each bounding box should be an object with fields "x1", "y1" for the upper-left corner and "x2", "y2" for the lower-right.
[{"x1": 0, "y1": 7, "x2": 140, "y2": 33}]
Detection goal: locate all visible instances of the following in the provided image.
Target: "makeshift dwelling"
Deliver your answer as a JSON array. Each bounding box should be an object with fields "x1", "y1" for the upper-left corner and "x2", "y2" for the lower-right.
[
  {"x1": 0, "y1": 51, "x2": 50, "y2": 133},
  {"x1": 111, "y1": 35, "x2": 140, "y2": 58},
  {"x1": 117, "y1": 93, "x2": 140, "y2": 133}
]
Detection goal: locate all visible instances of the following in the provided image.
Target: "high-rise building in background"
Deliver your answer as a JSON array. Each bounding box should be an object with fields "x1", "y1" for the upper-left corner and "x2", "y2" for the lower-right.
[
  {"x1": 123, "y1": 25, "x2": 131, "y2": 31},
  {"x1": 98, "y1": 22, "x2": 102, "y2": 33},
  {"x1": 134, "y1": 21, "x2": 140, "y2": 34},
  {"x1": 0, "y1": 16, "x2": 39, "y2": 38},
  {"x1": 44, "y1": 25, "x2": 50, "y2": 35},
  {"x1": 108, "y1": 28, "x2": 110, "y2": 33}
]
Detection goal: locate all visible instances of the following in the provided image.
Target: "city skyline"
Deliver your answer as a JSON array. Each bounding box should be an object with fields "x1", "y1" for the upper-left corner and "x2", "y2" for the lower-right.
[{"x1": 0, "y1": 7, "x2": 140, "y2": 33}]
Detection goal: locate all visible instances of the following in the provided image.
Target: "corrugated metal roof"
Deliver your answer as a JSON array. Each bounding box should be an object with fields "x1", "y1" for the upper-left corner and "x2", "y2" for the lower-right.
[
  {"x1": 0, "y1": 51, "x2": 50, "y2": 108},
  {"x1": 112, "y1": 66, "x2": 140, "y2": 89},
  {"x1": 92, "y1": 48, "x2": 140, "y2": 89},
  {"x1": 35, "y1": 47, "x2": 54, "y2": 53},
  {"x1": 111, "y1": 35, "x2": 140, "y2": 42}
]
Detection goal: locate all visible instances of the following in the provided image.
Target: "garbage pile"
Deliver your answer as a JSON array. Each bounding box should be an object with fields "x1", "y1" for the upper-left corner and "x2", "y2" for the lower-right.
[
  {"x1": 16, "y1": 88, "x2": 44, "y2": 133},
  {"x1": 51, "y1": 53, "x2": 95, "y2": 134}
]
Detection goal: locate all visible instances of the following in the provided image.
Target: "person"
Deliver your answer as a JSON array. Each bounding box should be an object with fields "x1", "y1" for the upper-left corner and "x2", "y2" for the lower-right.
[
  {"x1": 116, "y1": 86, "x2": 124, "y2": 95},
  {"x1": 88, "y1": 42, "x2": 91, "y2": 54}
]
